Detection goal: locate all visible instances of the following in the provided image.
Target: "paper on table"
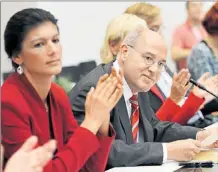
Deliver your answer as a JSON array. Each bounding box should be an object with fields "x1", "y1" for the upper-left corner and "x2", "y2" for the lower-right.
[
  {"x1": 194, "y1": 149, "x2": 218, "y2": 163},
  {"x1": 200, "y1": 148, "x2": 218, "y2": 151},
  {"x1": 201, "y1": 130, "x2": 218, "y2": 147}
]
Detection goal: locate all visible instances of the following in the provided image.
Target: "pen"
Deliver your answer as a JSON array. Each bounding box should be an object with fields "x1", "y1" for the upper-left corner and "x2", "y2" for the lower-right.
[{"x1": 179, "y1": 161, "x2": 213, "y2": 168}]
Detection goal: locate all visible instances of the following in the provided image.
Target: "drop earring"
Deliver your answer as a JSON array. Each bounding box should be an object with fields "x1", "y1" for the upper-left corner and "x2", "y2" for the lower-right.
[{"x1": 17, "y1": 65, "x2": 23, "y2": 74}]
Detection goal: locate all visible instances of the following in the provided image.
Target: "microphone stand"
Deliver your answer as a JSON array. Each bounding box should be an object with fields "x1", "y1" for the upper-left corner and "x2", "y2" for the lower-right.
[{"x1": 189, "y1": 79, "x2": 218, "y2": 99}]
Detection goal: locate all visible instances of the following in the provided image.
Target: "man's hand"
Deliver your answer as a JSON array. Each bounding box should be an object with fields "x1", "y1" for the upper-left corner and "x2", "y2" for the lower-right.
[
  {"x1": 196, "y1": 126, "x2": 218, "y2": 148},
  {"x1": 166, "y1": 139, "x2": 201, "y2": 161},
  {"x1": 170, "y1": 69, "x2": 191, "y2": 104}
]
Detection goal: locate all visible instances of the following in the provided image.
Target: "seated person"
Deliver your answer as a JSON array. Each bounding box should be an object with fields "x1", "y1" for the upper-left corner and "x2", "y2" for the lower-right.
[
  {"x1": 171, "y1": 1, "x2": 206, "y2": 71},
  {"x1": 124, "y1": 2, "x2": 218, "y2": 124},
  {"x1": 100, "y1": 12, "x2": 218, "y2": 125},
  {"x1": 188, "y1": 2, "x2": 218, "y2": 115},
  {"x1": 69, "y1": 24, "x2": 218, "y2": 168},
  {"x1": 1, "y1": 8, "x2": 123, "y2": 172}
]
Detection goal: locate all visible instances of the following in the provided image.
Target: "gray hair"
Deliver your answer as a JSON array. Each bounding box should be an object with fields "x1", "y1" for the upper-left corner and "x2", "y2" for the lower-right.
[{"x1": 123, "y1": 25, "x2": 147, "y2": 47}]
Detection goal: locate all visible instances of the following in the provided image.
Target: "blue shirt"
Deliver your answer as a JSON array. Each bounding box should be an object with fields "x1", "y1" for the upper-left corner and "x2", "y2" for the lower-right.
[{"x1": 187, "y1": 40, "x2": 218, "y2": 80}]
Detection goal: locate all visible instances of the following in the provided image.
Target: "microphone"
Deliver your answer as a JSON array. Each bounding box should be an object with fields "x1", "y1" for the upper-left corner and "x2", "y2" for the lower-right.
[{"x1": 189, "y1": 78, "x2": 218, "y2": 99}]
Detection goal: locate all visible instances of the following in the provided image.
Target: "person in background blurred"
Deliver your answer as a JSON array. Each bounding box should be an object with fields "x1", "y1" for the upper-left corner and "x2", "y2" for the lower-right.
[
  {"x1": 171, "y1": 0, "x2": 206, "y2": 71},
  {"x1": 100, "y1": 14, "x2": 146, "y2": 64},
  {"x1": 188, "y1": 2, "x2": 218, "y2": 115},
  {"x1": 188, "y1": 2, "x2": 218, "y2": 80},
  {"x1": 124, "y1": 2, "x2": 218, "y2": 125},
  {"x1": 1, "y1": 8, "x2": 123, "y2": 172}
]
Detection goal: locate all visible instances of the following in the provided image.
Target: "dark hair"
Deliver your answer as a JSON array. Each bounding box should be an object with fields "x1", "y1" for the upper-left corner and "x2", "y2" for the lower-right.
[
  {"x1": 202, "y1": 2, "x2": 218, "y2": 35},
  {"x1": 4, "y1": 8, "x2": 59, "y2": 69}
]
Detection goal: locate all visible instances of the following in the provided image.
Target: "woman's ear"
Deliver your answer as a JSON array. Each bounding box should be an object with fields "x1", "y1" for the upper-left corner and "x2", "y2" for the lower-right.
[{"x1": 12, "y1": 55, "x2": 23, "y2": 66}]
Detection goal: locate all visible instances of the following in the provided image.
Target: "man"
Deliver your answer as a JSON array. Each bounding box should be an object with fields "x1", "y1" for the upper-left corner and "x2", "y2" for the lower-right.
[
  {"x1": 171, "y1": 0, "x2": 206, "y2": 71},
  {"x1": 69, "y1": 26, "x2": 217, "y2": 168}
]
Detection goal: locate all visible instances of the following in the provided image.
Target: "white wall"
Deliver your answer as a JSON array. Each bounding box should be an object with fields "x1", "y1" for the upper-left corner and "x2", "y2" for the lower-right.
[
  {"x1": 37, "y1": 1, "x2": 214, "y2": 71},
  {"x1": 1, "y1": 2, "x2": 37, "y2": 84},
  {"x1": 1, "y1": 1, "x2": 215, "y2": 78},
  {"x1": 36, "y1": 2, "x2": 138, "y2": 67},
  {"x1": 1, "y1": 2, "x2": 37, "y2": 73}
]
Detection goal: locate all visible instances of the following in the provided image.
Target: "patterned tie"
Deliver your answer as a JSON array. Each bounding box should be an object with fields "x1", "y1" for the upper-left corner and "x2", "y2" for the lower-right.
[{"x1": 129, "y1": 94, "x2": 139, "y2": 143}]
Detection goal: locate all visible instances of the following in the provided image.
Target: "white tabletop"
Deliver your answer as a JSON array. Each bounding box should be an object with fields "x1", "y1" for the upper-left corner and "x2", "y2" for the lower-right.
[{"x1": 106, "y1": 161, "x2": 181, "y2": 172}]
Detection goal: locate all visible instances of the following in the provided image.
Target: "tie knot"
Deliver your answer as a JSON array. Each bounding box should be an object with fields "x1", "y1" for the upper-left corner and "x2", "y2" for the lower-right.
[{"x1": 130, "y1": 94, "x2": 138, "y2": 106}]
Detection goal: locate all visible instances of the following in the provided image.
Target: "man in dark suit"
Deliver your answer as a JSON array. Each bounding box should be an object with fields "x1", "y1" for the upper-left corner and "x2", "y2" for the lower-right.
[{"x1": 69, "y1": 26, "x2": 217, "y2": 168}]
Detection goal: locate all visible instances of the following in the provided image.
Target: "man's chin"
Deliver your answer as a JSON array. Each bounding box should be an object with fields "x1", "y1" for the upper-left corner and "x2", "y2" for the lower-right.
[
  {"x1": 142, "y1": 87, "x2": 151, "y2": 92},
  {"x1": 139, "y1": 83, "x2": 154, "y2": 93}
]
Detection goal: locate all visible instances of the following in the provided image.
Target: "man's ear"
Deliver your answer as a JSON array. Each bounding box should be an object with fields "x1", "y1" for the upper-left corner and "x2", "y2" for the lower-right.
[{"x1": 120, "y1": 44, "x2": 129, "y2": 61}]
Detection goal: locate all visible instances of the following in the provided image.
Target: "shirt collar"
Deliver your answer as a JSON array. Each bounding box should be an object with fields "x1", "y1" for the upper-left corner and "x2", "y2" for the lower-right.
[{"x1": 113, "y1": 60, "x2": 133, "y2": 102}]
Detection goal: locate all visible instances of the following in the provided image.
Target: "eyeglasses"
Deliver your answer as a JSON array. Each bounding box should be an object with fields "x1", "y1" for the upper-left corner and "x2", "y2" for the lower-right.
[{"x1": 127, "y1": 44, "x2": 166, "y2": 72}]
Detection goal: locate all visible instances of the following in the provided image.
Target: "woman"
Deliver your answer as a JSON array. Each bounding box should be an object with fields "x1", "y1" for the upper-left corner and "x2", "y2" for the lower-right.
[
  {"x1": 1, "y1": 8, "x2": 123, "y2": 172},
  {"x1": 100, "y1": 8, "x2": 218, "y2": 125},
  {"x1": 188, "y1": 2, "x2": 218, "y2": 80},
  {"x1": 187, "y1": 2, "x2": 218, "y2": 115}
]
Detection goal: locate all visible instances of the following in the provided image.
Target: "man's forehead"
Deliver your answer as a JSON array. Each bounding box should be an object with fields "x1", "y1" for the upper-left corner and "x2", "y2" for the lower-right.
[
  {"x1": 134, "y1": 32, "x2": 167, "y2": 60},
  {"x1": 135, "y1": 30, "x2": 166, "y2": 50}
]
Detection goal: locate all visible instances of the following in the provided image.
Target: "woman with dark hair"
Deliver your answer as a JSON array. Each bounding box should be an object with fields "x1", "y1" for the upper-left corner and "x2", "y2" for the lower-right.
[
  {"x1": 188, "y1": 2, "x2": 218, "y2": 80},
  {"x1": 187, "y1": 2, "x2": 218, "y2": 114},
  {"x1": 1, "y1": 8, "x2": 123, "y2": 172}
]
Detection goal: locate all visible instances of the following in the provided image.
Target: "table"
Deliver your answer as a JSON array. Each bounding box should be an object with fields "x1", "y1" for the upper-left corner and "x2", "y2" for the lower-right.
[
  {"x1": 106, "y1": 161, "x2": 181, "y2": 172},
  {"x1": 175, "y1": 164, "x2": 218, "y2": 172},
  {"x1": 106, "y1": 122, "x2": 218, "y2": 172},
  {"x1": 106, "y1": 162, "x2": 218, "y2": 172}
]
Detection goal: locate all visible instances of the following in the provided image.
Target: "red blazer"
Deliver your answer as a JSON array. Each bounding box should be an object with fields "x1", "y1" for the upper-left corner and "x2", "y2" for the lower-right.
[
  {"x1": 1, "y1": 73, "x2": 115, "y2": 172},
  {"x1": 151, "y1": 86, "x2": 205, "y2": 125}
]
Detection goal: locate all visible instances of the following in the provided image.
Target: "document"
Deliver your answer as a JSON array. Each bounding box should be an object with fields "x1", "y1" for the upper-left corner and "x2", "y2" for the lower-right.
[{"x1": 201, "y1": 129, "x2": 218, "y2": 147}]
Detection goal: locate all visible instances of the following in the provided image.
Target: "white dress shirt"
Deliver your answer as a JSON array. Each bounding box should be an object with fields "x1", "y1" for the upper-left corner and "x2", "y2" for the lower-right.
[{"x1": 113, "y1": 60, "x2": 168, "y2": 163}]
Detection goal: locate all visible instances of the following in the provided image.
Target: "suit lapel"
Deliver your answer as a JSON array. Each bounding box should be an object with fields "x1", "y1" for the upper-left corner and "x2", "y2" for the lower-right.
[
  {"x1": 138, "y1": 94, "x2": 154, "y2": 142},
  {"x1": 151, "y1": 66, "x2": 173, "y2": 102},
  {"x1": 116, "y1": 96, "x2": 133, "y2": 144},
  {"x1": 103, "y1": 61, "x2": 113, "y2": 74}
]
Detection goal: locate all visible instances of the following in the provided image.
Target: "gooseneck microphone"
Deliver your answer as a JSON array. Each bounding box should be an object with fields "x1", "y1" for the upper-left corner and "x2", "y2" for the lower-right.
[{"x1": 189, "y1": 78, "x2": 218, "y2": 99}]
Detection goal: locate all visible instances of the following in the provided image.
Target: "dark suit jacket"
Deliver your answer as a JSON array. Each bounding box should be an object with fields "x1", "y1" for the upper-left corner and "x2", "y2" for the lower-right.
[
  {"x1": 147, "y1": 66, "x2": 173, "y2": 113},
  {"x1": 69, "y1": 62, "x2": 200, "y2": 168},
  {"x1": 147, "y1": 86, "x2": 166, "y2": 113}
]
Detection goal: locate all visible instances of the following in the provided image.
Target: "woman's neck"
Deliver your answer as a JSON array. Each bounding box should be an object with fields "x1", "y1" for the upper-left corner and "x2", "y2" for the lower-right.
[{"x1": 24, "y1": 71, "x2": 52, "y2": 102}]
